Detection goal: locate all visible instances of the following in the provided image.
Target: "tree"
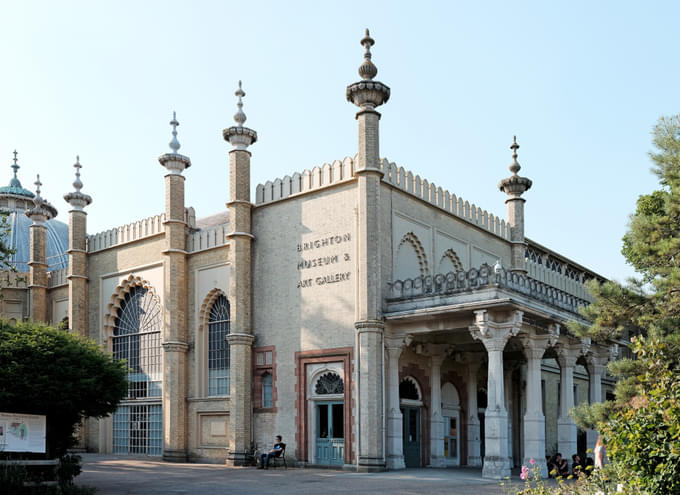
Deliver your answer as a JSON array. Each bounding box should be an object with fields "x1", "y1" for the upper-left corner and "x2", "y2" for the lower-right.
[
  {"x1": 570, "y1": 115, "x2": 680, "y2": 493},
  {"x1": 0, "y1": 320, "x2": 128, "y2": 458}
]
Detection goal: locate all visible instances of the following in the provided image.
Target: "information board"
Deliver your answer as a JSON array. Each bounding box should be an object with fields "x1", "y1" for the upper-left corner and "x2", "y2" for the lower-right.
[{"x1": 0, "y1": 412, "x2": 46, "y2": 453}]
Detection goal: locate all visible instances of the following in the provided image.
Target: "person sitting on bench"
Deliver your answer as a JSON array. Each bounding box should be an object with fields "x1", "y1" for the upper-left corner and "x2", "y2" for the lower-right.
[{"x1": 258, "y1": 435, "x2": 285, "y2": 469}]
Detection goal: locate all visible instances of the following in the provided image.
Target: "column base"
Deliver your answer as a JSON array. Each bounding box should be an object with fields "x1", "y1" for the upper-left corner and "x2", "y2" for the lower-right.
[
  {"x1": 386, "y1": 455, "x2": 405, "y2": 470},
  {"x1": 163, "y1": 449, "x2": 187, "y2": 463},
  {"x1": 557, "y1": 417, "x2": 577, "y2": 458},
  {"x1": 482, "y1": 456, "x2": 511, "y2": 479},
  {"x1": 428, "y1": 456, "x2": 446, "y2": 468},
  {"x1": 225, "y1": 451, "x2": 251, "y2": 466},
  {"x1": 467, "y1": 455, "x2": 482, "y2": 467},
  {"x1": 357, "y1": 457, "x2": 386, "y2": 472}
]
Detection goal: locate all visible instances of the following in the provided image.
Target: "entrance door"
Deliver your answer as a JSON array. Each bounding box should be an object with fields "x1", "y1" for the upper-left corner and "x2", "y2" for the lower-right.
[
  {"x1": 315, "y1": 402, "x2": 344, "y2": 465},
  {"x1": 401, "y1": 406, "x2": 421, "y2": 467},
  {"x1": 443, "y1": 413, "x2": 460, "y2": 465}
]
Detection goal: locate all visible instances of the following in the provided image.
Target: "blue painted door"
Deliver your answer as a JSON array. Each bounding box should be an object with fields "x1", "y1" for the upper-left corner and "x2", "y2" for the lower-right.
[{"x1": 315, "y1": 402, "x2": 344, "y2": 466}]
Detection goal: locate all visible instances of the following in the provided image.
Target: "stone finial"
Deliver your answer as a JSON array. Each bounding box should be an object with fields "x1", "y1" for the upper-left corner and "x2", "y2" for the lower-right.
[
  {"x1": 346, "y1": 29, "x2": 390, "y2": 110},
  {"x1": 498, "y1": 136, "x2": 532, "y2": 197},
  {"x1": 159, "y1": 111, "x2": 191, "y2": 173},
  {"x1": 234, "y1": 81, "x2": 247, "y2": 126},
  {"x1": 11, "y1": 150, "x2": 19, "y2": 180},
  {"x1": 64, "y1": 155, "x2": 93, "y2": 211},
  {"x1": 223, "y1": 80, "x2": 257, "y2": 150},
  {"x1": 169, "y1": 111, "x2": 181, "y2": 154},
  {"x1": 27, "y1": 173, "x2": 57, "y2": 223},
  {"x1": 358, "y1": 29, "x2": 378, "y2": 80}
]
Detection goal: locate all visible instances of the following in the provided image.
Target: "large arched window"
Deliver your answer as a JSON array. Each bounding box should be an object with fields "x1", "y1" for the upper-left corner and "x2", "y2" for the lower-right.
[
  {"x1": 112, "y1": 285, "x2": 162, "y2": 399},
  {"x1": 208, "y1": 295, "x2": 230, "y2": 396}
]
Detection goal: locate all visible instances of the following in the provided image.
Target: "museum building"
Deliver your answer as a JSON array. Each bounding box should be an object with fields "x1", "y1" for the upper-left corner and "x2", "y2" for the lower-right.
[{"x1": 0, "y1": 31, "x2": 620, "y2": 478}]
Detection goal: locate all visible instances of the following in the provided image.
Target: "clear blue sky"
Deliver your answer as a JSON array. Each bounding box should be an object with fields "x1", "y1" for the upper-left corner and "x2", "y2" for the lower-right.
[{"x1": 1, "y1": 0, "x2": 676, "y2": 282}]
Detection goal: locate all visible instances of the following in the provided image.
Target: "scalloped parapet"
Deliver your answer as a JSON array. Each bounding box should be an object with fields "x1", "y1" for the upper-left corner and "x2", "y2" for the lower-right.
[
  {"x1": 187, "y1": 223, "x2": 228, "y2": 253},
  {"x1": 255, "y1": 156, "x2": 356, "y2": 205},
  {"x1": 87, "y1": 213, "x2": 166, "y2": 252},
  {"x1": 387, "y1": 263, "x2": 593, "y2": 316},
  {"x1": 378, "y1": 158, "x2": 510, "y2": 240}
]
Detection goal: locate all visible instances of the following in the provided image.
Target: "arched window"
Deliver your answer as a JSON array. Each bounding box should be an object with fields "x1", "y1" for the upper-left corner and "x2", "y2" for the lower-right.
[
  {"x1": 399, "y1": 377, "x2": 420, "y2": 401},
  {"x1": 315, "y1": 372, "x2": 344, "y2": 395},
  {"x1": 208, "y1": 295, "x2": 230, "y2": 396},
  {"x1": 112, "y1": 285, "x2": 162, "y2": 399},
  {"x1": 262, "y1": 373, "x2": 273, "y2": 408}
]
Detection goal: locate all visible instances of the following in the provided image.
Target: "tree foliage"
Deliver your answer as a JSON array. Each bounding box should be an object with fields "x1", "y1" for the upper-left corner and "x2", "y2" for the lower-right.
[
  {"x1": 568, "y1": 116, "x2": 680, "y2": 493},
  {"x1": 0, "y1": 320, "x2": 128, "y2": 457}
]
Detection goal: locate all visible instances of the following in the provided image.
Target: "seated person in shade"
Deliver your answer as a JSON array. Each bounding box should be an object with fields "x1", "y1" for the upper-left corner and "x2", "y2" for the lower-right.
[
  {"x1": 571, "y1": 454, "x2": 584, "y2": 476},
  {"x1": 258, "y1": 435, "x2": 285, "y2": 469},
  {"x1": 545, "y1": 455, "x2": 556, "y2": 478},
  {"x1": 554, "y1": 453, "x2": 569, "y2": 477}
]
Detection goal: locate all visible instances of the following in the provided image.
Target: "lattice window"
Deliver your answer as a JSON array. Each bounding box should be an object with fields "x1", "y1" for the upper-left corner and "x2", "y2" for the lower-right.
[
  {"x1": 315, "y1": 372, "x2": 344, "y2": 395},
  {"x1": 262, "y1": 373, "x2": 273, "y2": 408},
  {"x1": 113, "y1": 285, "x2": 162, "y2": 399},
  {"x1": 208, "y1": 295, "x2": 230, "y2": 396},
  {"x1": 112, "y1": 404, "x2": 162, "y2": 456}
]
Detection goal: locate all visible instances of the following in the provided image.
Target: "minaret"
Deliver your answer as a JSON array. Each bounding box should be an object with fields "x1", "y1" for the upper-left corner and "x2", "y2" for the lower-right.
[
  {"x1": 158, "y1": 111, "x2": 191, "y2": 462},
  {"x1": 499, "y1": 137, "x2": 532, "y2": 273},
  {"x1": 26, "y1": 175, "x2": 57, "y2": 322},
  {"x1": 222, "y1": 81, "x2": 257, "y2": 466},
  {"x1": 346, "y1": 29, "x2": 390, "y2": 472},
  {"x1": 64, "y1": 156, "x2": 92, "y2": 337}
]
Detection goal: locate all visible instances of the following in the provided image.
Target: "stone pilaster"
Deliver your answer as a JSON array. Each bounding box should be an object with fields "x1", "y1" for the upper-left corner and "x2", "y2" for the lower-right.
[
  {"x1": 26, "y1": 178, "x2": 56, "y2": 323},
  {"x1": 159, "y1": 116, "x2": 191, "y2": 462},
  {"x1": 504, "y1": 366, "x2": 513, "y2": 468},
  {"x1": 520, "y1": 327, "x2": 557, "y2": 478},
  {"x1": 585, "y1": 349, "x2": 608, "y2": 449},
  {"x1": 223, "y1": 83, "x2": 257, "y2": 466},
  {"x1": 498, "y1": 137, "x2": 532, "y2": 274},
  {"x1": 466, "y1": 359, "x2": 482, "y2": 467},
  {"x1": 469, "y1": 309, "x2": 522, "y2": 479},
  {"x1": 347, "y1": 29, "x2": 390, "y2": 472},
  {"x1": 556, "y1": 339, "x2": 588, "y2": 459},
  {"x1": 385, "y1": 337, "x2": 406, "y2": 470},
  {"x1": 64, "y1": 157, "x2": 92, "y2": 338}
]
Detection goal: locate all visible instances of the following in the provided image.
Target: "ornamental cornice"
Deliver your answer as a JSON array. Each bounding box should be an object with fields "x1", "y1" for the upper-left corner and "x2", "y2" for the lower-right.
[
  {"x1": 355, "y1": 319, "x2": 385, "y2": 333},
  {"x1": 498, "y1": 175, "x2": 532, "y2": 197},
  {"x1": 223, "y1": 126, "x2": 257, "y2": 150},
  {"x1": 158, "y1": 152, "x2": 191, "y2": 174},
  {"x1": 346, "y1": 80, "x2": 390, "y2": 110},
  {"x1": 63, "y1": 190, "x2": 92, "y2": 210},
  {"x1": 468, "y1": 309, "x2": 523, "y2": 352}
]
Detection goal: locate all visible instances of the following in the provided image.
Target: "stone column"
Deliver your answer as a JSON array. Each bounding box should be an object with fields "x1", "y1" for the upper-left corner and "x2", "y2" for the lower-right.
[
  {"x1": 427, "y1": 348, "x2": 447, "y2": 468},
  {"x1": 385, "y1": 337, "x2": 406, "y2": 470},
  {"x1": 64, "y1": 157, "x2": 92, "y2": 338},
  {"x1": 223, "y1": 83, "x2": 257, "y2": 466},
  {"x1": 469, "y1": 310, "x2": 522, "y2": 479},
  {"x1": 585, "y1": 352, "x2": 607, "y2": 449},
  {"x1": 159, "y1": 113, "x2": 191, "y2": 462},
  {"x1": 498, "y1": 137, "x2": 532, "y2": 274},
  {"x1": 504, "y1": 367, "x2": 513, "y2": 468},
  {"x1": 26, "y1": 176, "x2": 56, "y2": 323},
  {"x1": 521, "y1": 331, "x2": 555, "y2": 478},
  {"x1": 556, "y1": 342, "x2": 585, "y2": 459},
  {"x1": 347, "y1": 30, "x2": 390, "y2": 472},
  {"x1": 466, "y1": 359, "x2": 482, "y2": 467}
]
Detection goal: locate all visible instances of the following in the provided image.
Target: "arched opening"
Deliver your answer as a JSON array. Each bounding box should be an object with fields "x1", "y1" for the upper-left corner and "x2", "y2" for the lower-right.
[
  {"x1": 311, "y1": 370, "x2": 344, "y2": 466},
  {"x1": 442, "y1": 382, "x2": 461, "y2": 465},
  {"x1": 400, "y1": 376, "x2": 423, "y2": 467}
]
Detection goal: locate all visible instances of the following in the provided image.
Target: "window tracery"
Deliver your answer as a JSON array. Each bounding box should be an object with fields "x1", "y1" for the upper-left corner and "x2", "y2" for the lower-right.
[{"x1": 315, "y1": 372, "x2": 344, "y2": 395}]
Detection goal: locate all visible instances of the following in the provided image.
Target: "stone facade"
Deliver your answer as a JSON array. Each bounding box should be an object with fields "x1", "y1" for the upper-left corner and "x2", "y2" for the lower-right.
[{"x1": 1, "y1": 31, "x2": 620, "y2": 479}]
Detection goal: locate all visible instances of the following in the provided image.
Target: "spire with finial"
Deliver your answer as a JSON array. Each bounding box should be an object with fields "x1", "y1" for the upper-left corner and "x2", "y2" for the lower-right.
[
  {"x1": 169, "y1": 111, "x2": 181, "y2": 154},
  {"x1": 158, "y1": 111, "x2": 191, "y2": 173},
  {"x1": 223, "y1": 80, "x2": 257, "y2": 150},
  {"x1": 12, "y1": 150, "x2": 19, "y2": 180},
  {"x1": 34, "y1": 174, "x2": 42, "y2": 201},
  {"x1": 234, "y1": 81, "x2": 247, "y2": 126},
  {"x1": 346, "y1": 28, "x2": 390, "y2": 110},
  {"x1": 499, "y1": 136, "x2": 532, "y2": 196},
  {"x1": 509, "y1": 136, "x2": 521, "y2": 175},
  {"x1": 358, "y1": 29, "x2": 378, "y2": 80},
  {"x1": 64, "y1": 155, "x2": 93, "y2": 210}
]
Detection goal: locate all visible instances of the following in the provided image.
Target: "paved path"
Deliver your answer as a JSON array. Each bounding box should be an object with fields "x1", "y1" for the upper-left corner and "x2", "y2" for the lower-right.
[{"x1": 76, "y1": 455, "x2": 524, "y2": 495}]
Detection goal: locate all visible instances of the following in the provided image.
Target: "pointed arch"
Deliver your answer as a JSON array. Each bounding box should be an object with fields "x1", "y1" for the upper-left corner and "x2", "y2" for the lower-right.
[
  {"x1": 395, "y1": 232, "x2": 429, "y2": 280},
  {"x1": 439, "y1": 248, "x2": 463, "y2": 274},
  {"x1": 199, "y1": 288, "x2": 231, "y2": 396},
  {"x1": 399, "y1": 376, "x2": 423, "y2": 403}
]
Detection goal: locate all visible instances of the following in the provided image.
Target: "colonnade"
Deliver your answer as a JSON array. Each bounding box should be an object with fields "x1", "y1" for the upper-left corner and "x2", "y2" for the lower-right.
[{"x1": 385, "y1": 310, "x2": 612, "y2": 479}]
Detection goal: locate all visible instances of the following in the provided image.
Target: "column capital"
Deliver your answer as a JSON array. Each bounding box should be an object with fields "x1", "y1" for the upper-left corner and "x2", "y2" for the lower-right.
[
  {"x1": 521, "y1": 324, "x2": 559, "y2": 360},
  {"x1": 556, "y1": 338, "x2": 588, "y2": 368},
  {"x1": 469, "y1": 310, "x2": 523, "y2": 352},
  {"x1": 162, "y1": 341, "x2": 189, "y2": 353},
  {"x1": 226, "y1": 333, "x2": 255, "y2": 346}
]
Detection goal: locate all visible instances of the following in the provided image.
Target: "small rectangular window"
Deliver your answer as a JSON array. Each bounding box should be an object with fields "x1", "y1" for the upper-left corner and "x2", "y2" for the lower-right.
[
  {"x1": 265, "y1": 351, "x2": 273, "y2": 365},
  {"x1": 256, "y1": 352, "x2": 264, "y2": 366}
]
